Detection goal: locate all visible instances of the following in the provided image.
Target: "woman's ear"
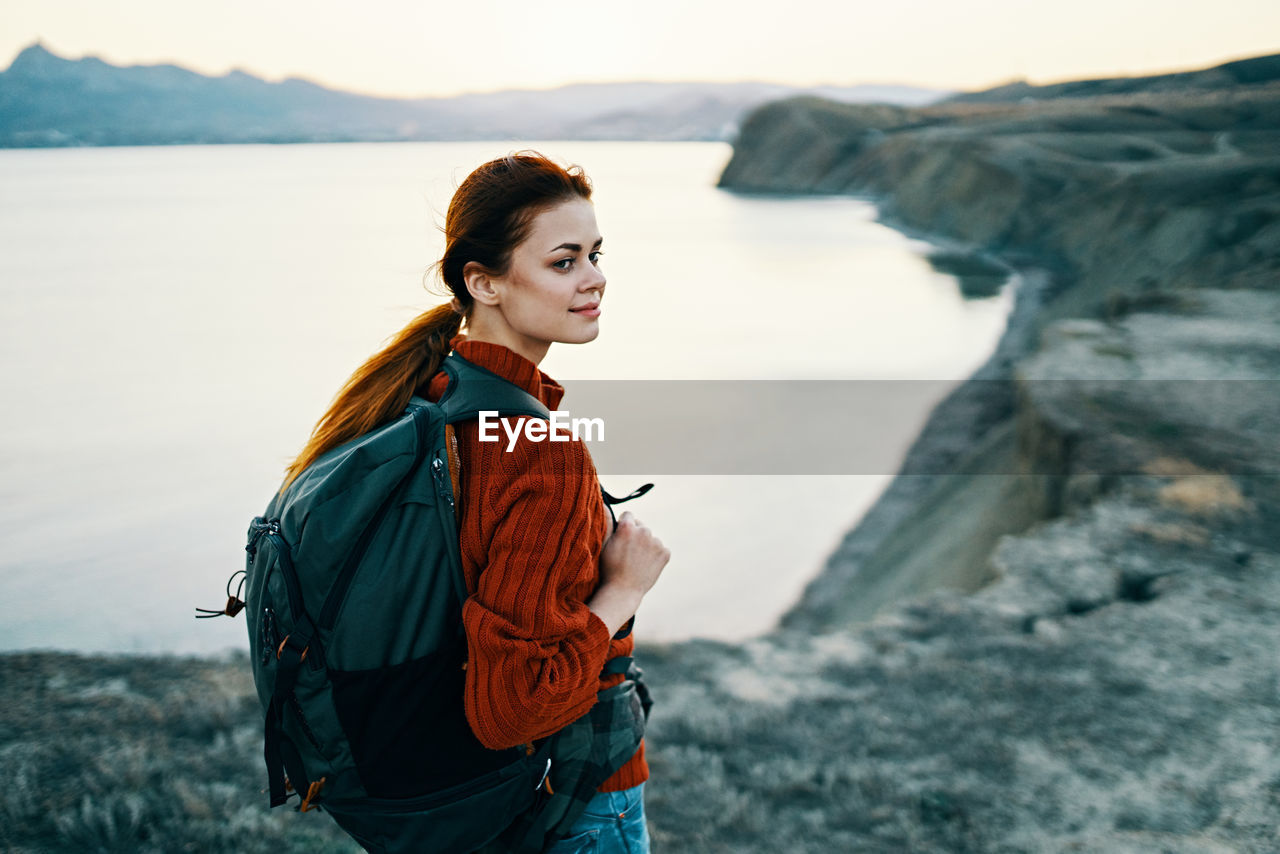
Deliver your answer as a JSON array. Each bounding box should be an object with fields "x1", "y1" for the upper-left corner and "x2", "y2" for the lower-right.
[{"x1": 463, "y1": 261, "x2": 502, "y2": 307}]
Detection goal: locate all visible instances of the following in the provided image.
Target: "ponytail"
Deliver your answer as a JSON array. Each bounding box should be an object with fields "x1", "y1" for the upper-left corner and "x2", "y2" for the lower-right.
[{"x1": 282, "y1": 302, "x2": 461, "y2": 489}]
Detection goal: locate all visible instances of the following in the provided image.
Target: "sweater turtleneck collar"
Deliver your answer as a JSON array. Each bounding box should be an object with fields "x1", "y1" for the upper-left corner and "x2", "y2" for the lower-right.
[{"x1": 447, "y1": 334, "x2": 566, "y2": 410}]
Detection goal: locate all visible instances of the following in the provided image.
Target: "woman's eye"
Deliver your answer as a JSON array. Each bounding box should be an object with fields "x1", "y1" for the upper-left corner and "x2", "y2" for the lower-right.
[{"x1": 553, "y1": 251, "x2": 603, "y2": 270}]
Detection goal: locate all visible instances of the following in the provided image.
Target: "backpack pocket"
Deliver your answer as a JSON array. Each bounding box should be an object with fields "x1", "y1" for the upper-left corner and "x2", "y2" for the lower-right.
[
  {"x1": 327, "y1": 638, "x2": 520, "y2": 799},
  {"x1": 324, "y1": 755, "x2": 543, "y2": 854}
]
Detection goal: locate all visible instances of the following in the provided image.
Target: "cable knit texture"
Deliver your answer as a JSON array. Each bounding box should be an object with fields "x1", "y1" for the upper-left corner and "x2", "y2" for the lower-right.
[{"x1": 424, "y1": 335, "x2": 648, "y2": 792}]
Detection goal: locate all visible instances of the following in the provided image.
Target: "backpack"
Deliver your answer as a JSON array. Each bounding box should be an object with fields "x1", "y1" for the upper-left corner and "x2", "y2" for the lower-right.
[{"x1": 199, "y1": 351, "x2": 651, "y2": 854}]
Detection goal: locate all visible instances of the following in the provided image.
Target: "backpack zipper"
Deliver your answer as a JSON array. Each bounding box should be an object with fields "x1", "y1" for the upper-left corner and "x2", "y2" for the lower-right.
[
  {"x1": 431, "y1": 454, "x2": 469, "y2": 610},
  {"x1": 431, "y1": 457, "x2": 454, "y2": 510},
  {"x1": 260, "y1": 607, "x2": 277, "y2": 666},
  {"x1": 246, "y1": 516, "x2": 272, "y2": 560},
  {"x1": 287, "y1": 692, "x2": 324, "y2": 752},
  {"x1": 262, "y1": 523, "x2": 307, "y2": 624}
]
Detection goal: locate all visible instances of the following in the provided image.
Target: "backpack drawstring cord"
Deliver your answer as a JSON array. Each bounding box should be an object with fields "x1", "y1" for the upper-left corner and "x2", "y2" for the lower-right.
[{"x1": 195, "y1": 570, "x2": 247, "y2": 618}]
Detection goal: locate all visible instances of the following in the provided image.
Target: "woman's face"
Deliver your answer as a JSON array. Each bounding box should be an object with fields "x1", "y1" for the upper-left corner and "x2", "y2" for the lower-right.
[{"x1": 469, "y1": 197, "x2": 606, "y2": 363}]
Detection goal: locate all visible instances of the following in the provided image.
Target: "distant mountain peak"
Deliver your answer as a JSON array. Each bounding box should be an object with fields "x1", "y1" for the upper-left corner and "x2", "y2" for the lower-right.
[{"x1": 6, "y1": 41, "x2": 67, "y2": 75}]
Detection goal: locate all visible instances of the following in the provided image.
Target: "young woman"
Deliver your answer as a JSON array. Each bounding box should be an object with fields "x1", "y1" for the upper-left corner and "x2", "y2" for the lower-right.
[{"x1": 285, "y1": 151, "x2": 669, "y2": 852}]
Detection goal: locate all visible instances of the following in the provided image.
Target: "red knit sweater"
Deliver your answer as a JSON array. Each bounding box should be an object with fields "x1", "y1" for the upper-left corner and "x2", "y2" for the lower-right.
[{"x1": 425, "y1": 336, "x2": 648, "y2": 792}]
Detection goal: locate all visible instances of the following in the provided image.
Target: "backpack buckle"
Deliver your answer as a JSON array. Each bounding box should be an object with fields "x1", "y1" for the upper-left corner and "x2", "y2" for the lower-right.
[
  {"x1": 277, "y1": 634, "x2": 310, "y2": 663},
  {"x1": 299, "y1": 777, "x2": 327, "y2": 812}
]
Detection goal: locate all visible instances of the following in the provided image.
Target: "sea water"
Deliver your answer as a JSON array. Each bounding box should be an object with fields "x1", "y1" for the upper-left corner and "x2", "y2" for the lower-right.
[{"x1": 0, "y1": 141, "x2": 1014, "y2": 652}]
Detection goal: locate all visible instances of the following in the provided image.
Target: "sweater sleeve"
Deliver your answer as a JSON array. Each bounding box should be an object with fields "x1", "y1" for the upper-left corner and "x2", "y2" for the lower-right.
[{"x1": 460, "y1": 427, "x2": 612, "y2": 750}]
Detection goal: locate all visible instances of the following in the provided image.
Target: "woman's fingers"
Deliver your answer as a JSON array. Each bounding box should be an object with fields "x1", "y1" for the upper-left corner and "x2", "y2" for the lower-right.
[{"x1": 600, "y1": 512, "x2": 669, "y2": 597}]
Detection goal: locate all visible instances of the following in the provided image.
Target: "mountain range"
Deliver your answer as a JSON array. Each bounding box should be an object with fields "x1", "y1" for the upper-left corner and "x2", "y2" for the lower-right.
[{"x1": 0, "y1": 42, "x2": 949, "y2": 147}]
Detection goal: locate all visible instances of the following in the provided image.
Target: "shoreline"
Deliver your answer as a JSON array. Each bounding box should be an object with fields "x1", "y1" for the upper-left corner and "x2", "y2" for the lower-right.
[{"x1": 780, "y1": 213, "x2": 1061, "y2": 630}]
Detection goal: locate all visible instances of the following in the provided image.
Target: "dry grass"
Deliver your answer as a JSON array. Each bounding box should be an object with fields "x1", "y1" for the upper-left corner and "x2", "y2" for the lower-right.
[{"x1": 1157, "y1": 476, "x2": 1253, "y2": 516}]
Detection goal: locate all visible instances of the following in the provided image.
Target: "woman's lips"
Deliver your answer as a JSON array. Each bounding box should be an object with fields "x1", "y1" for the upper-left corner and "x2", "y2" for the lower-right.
[{"x1": 570, "y1": 304, "x2": 601, "y2": 317}]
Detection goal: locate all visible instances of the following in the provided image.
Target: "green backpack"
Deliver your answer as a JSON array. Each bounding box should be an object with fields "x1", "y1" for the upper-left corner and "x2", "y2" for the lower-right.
[{"x1": 200, "y1": 351, "x2": 650, "y2": 854}]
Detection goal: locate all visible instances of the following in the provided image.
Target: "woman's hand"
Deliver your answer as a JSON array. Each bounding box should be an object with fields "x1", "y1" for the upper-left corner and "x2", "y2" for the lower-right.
[{"x1": 588, "y1": 511, "x2": 670, "y2": 636}]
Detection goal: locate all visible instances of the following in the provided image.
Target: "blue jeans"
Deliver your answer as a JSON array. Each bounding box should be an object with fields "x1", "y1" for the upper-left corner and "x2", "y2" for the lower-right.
[{"x1": 543, "y1": 782, "x2": 649, "y2": 854}]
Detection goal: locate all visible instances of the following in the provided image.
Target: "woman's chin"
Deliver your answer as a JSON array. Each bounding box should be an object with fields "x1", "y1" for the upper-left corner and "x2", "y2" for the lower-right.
[{"x1": 559, "y1": 324, "x2": 601, "y2": 345}]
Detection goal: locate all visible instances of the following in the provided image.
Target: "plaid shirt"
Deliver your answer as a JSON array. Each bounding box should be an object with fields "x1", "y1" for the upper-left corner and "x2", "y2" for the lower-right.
[{"x1": 476, "y1": 656, "x2": 651, "y2": 854}]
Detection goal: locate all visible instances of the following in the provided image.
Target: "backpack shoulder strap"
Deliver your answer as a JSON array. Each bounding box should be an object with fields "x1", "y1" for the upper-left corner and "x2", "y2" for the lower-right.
[{"x1": 425, "y1": 351, "x2": 551, "y2": 424}]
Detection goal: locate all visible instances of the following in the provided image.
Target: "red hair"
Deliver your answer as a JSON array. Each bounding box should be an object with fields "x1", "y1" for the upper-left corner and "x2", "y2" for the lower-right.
[{"x1": 282, "y1": 150, "x2": 594, "y2": 488}]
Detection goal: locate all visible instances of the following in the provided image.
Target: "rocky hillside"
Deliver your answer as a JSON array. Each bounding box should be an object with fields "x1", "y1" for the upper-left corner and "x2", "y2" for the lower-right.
[
  {"x1": 943, "y1": 52, "x2": 1280, "y2": 103},
  {"x1": 719, "y1": 54, "x2": 1280, "y2": 633},
  {"x1": 2, "y1": 55, "x2": 1278, "y2": 852}
]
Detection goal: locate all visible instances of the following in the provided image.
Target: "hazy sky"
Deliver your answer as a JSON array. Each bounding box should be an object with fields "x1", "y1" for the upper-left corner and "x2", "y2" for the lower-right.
[{"x1": 5, "y1": 0, "x2": 1279, "y2": 99}]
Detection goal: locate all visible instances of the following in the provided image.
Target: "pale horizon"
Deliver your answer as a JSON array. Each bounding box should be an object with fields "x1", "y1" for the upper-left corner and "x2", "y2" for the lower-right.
[
  {"x1": 4, "y1": 0, "x2": 1279, "y2": 101},
  {"x1": 4, "y1": 39, "x2": 962, "y2": 100}
]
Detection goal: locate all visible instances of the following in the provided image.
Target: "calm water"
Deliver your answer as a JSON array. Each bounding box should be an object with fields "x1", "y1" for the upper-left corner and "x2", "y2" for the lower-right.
[{"x1": 0, "y1": 141, "x2": 1014, "y2": 653}]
